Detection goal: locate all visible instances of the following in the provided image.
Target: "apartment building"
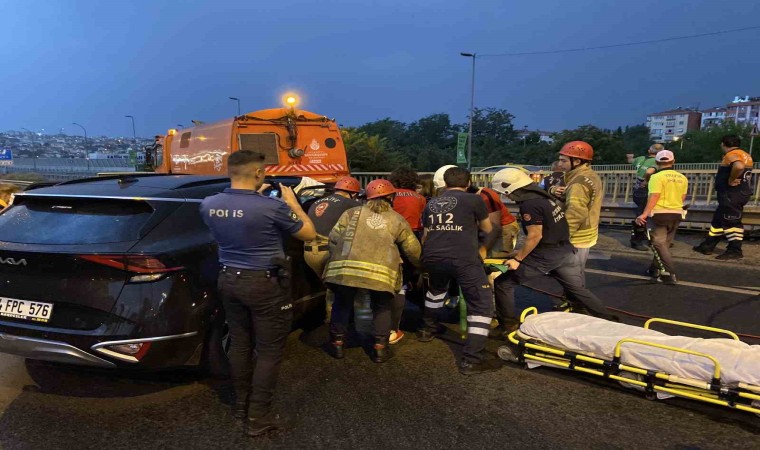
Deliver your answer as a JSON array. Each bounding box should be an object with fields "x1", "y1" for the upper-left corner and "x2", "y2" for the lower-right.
[
  {"x1": 646, "y1": 108, "x2": 702, "y2": 142},
  {"x1": 700, "y1": 107, "x2": 727, "y2": 129},
  {"x1": 725, "y1": 95, "x2": 760, "y2": 128}
]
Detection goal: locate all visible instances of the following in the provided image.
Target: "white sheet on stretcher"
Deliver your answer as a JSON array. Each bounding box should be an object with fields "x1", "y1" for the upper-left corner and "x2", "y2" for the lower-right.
[{"x1": 519, "y1": 312, "x2": 760, "y2": 387}]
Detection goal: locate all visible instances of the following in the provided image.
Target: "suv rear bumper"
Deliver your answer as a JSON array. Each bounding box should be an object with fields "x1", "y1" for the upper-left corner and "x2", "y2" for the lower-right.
[{"x1": 0, "y1": 332, "x2": 115, "y2": 368}]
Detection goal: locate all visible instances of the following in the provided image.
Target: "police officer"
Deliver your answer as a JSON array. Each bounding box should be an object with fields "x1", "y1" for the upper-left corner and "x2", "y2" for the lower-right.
[
  {"x1": 627, "y1": 144, "x2": 662, "y2": 250},
  {"x1": 491, "y1": 168, "x2": 615, "y2": 327},
  {"x1": 304, "y1": 176, "x2": 362, "y2": 278},
  {"x1": 693, "y1": 135, "x2": 754, "y2": 260},
  {"x1": 200, "y1": 150, "x2": 316, "y2": 437},
  {"x1": 419, "y1": 166, "x2": 500, "y2": 375}
]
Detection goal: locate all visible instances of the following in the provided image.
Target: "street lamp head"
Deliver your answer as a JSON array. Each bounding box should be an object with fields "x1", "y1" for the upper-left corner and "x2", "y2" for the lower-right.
[
  {"x1": 460, "y1": 52, "x2": 474, "y2": 57},
  {"x1": 229, "y1": 97, "x2": 239, "y2": 101}
]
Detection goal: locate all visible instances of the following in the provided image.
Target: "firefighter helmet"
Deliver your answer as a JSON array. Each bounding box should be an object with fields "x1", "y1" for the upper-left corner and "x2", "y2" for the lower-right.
[
  {"x1": 432, "y1": 165, "x2": 458, "y2": 189},
  {"x1": 559, "y1": 141, "x2": 594, "y2": 161},
  {"x1": 491, "y1": 168, "x2": 534, "y2": 195},
  {"x1": 365, "y1": 179, "x2": 396, "y2": 199},
  {"x1": 334, "y1": 176, "x2": 361, "y2": 193}
]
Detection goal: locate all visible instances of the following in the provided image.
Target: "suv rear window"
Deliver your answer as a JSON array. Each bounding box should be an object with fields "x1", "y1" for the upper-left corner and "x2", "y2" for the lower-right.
[{"x1": 0, "y1": 197, "x2": 154, "y2": 244}]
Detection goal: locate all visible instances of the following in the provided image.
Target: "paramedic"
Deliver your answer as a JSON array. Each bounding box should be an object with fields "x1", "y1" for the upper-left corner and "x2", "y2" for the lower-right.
[
  {"x1": 323, "y1": 179, "x2": 421, "y2": 362},
  {"x1": 553, "y1": 141, "x2": 603, "y2": 275},
  {"x1": 693, "y1": 135, "x2": 754, "y2": 260},
  {"x1": 491, "y1": 168, "x2": 615, "y2": 328},
  {"x1": 626, "y1": 144, "x2": 662, "y2": 251},
  {"x1": 635, "y1": 150, "x2": 688, "y2": 284},
  {"x1": 419, "y1": 166, "x2": 501, "y2": 375},
  {"x1": 200, "y1": 150, "x2": 316, "y2": 437}
]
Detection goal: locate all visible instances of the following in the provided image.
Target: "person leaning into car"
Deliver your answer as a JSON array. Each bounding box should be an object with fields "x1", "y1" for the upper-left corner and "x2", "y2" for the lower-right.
[{"x1": 200, "y1": 150, "x2": 316, "y2": 437}]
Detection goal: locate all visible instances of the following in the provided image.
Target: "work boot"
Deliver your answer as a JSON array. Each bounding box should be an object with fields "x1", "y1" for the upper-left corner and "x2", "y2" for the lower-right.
[
  {"x1": 247, "y1": 411, "x2": 289, "y2": 437},
  {"x1": 458, "y1": 357, "x2": 503, "y2": 375},
  {"x1": 489, "y1": 319, "x2": 519, "y2": 340},
  {"x1": 693, "y1": 237, "x2": 719, "y2": 255},
  {"x1": 715, "y1": 249, "x2": 743, "y2": 260},
  {"x1": 662, "y1": 274, "x2": 678, "y2": 285},
  {"x1": 372, "y1": 338, "x2": 393, "y2": 363},
  {"x1": 631, "y1": 241, "x2": 650, "y2": 251},
  {"x1": 417, "y1": 324, "x2": 445, "y2": 342},
  {"x1": 326, "y1": 333, "x2": 345, "y2": 359}
]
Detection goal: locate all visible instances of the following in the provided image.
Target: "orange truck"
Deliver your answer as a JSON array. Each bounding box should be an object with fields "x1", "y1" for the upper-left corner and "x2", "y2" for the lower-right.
[{"x1": 147, "y1": 105, "x2": 349, "y2": 182}]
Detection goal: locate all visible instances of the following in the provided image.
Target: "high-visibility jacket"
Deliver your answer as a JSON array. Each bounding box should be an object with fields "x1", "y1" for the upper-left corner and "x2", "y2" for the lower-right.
[
  {"x1": 563, "y1": 164, "x2": 603, "y2": 248},
  {"x1": 324, "y1": 205, "x2": 421, "y2": 294}
]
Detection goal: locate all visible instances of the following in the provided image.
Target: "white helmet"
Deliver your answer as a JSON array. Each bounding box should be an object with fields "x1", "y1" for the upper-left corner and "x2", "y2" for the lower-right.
[
  {"x1": 491, "y1": 168, "x2": 534, "y2": 195},
  {"x1": 432, "y1": 165, "x2": 458, "y2": 189}
]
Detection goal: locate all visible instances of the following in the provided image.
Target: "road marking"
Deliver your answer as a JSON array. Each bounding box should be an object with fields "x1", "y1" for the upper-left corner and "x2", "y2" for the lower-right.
[{"x1": 586, "y1": 268, "x2": 760, "y2": 296}]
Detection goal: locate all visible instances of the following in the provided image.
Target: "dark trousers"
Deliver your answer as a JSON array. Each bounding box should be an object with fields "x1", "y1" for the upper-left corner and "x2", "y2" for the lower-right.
[
  {"x1": 648, "y1": 213, "x2": 681, "y2": 274},
  {"x1": 702, "y1": 190, "x2": 751, "y2": 251},
  {"x1": 422, "y1": 259, "x2": 494, "y2": 363},
  {"x1": 631, "y1": 187, "x2": 648, "y2": 243},
  {"x1": 218, "y1": 269, "x2": 293, "y2": 418},
  {"x1": 329, "y1": 284, "x2": 394, "y2": 342},
  {"x1": 494, "y1": 245, "x2": 612, "y2": 321}
]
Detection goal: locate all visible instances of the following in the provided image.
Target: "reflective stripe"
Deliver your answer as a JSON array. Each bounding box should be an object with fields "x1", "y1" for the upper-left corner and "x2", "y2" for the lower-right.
[
  {"x1": 468, "y1": 328, "x2": 490, "y2": 336},
  {"x1": 425, "y1": 301, "x2": 444, "y2": 309},
  {"x1": 324, "y1": 267, "x2": 396, "y2": 285},
  {"x1": 426, "y1": 291, "x2": 447, "y2": 300},
  {"x1": 725, "y1": 227, "x2": 745, "y2": 233},
  {"x1": 327, "y1": 260, "x2": 397, "y2": 277},
  {"x1": 466, "y1": 315, "x2": 492, "y2": 325}
]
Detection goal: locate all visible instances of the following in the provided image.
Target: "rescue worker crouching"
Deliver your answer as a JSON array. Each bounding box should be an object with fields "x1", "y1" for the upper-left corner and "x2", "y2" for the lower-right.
[
  {"x1": 693, "y1": 135, "x2": 754, "y2": 260},
  {"x1": 626, "y1": 144, "x2": 662, "y2": 251},
  {"x1": 200, "y1": 150, "x2": 317, "y2": 437},
  {"x1": 419, "y1": 166, "x2": 501, "y2": 375},
  {"x1": 323, "y1": 179, "x2": 421, "y2": 363},
  {"x1": 491, "y1": 168, "x2": 616, "y2": 329},
  {"x1": 0, "y1": 184, "x2": 21, "y2": 212}
]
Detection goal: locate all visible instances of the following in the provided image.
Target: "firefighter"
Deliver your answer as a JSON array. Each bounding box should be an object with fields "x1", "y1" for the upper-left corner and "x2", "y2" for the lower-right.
[
  {"x1": 693, "y1": 135, "x2": 754, "y2": 260},
  {"x1": 388, "y1": 167, "x2": 427, "y2": 344},
  {"x1": 200, "y1": 150, "x2": 316, "y2": 437},
  {"x1": 419, "y1": 166, "x2": 501, "y2": 375},
  {"x1": 552, "y1": 141, "x2": 603, "y2": 274},
  {"x1": 626, "y1": 144, "x2": 663, "y2": 251},
  {"x1": 303, "y1": 176, "x2": 361, "y2": 278},
  {"x1": 323, "y1": 179, "x2": 421, "y2": 362},
  {"x1": 635, "y1": 150, "x2": 688, "y2": 284},
  {"x1": 491, "y1": 168, "x2": 615, "y2": 328}
]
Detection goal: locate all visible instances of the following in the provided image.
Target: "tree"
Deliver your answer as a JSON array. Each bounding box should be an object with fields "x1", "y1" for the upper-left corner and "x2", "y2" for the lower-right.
[
  {"x1": 666, "y1": 122, "x2": 755, "y2": 163},
  {"x1": 342, "y1": 128, "x2": 408, "y2": 172}
]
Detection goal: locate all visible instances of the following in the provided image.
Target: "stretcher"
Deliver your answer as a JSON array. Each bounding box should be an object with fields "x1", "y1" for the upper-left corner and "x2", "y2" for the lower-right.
[{"x1": 498, "y1": 308, "x2": 760, "y2": 417}]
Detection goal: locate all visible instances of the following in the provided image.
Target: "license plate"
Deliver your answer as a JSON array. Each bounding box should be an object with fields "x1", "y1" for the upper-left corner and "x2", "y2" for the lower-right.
[{"x1": 0, "y1": 297, "x2": 54, "y2": 323}]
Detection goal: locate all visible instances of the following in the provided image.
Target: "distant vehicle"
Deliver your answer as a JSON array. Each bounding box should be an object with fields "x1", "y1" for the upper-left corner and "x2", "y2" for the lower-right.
[
  {"x1": 476, "y1": 164, "x2": 544, "y2": 183},
  {"x1": 144, "y1": 97, "x2": 350, "y2": 183},
  {"x1": 0, "y1": 174, "x2": 326, "y2": 371}
]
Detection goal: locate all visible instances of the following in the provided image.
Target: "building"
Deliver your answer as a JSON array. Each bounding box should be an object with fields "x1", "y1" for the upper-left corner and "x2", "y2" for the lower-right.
[
  {"x1": 725, "y1": 95, "x2": 760, "y2": 128},
  {"x1": 646, "y1": 108, "x2": 702, "y2": 142},
  {"x1": 700, "y1": 107, "x2": 727, "y2": 129}
]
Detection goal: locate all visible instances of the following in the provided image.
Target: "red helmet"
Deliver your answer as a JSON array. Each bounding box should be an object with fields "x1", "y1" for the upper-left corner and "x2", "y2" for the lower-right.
[
  {"x1": 334, "y1": 176, "x2": 361, "y2": 193},
  {"x1": 365, "y1": 179, "x2": 396, "y2": 199},
  {"x1": 559, "y1": 141, "x2": 594, "y2": 161}
]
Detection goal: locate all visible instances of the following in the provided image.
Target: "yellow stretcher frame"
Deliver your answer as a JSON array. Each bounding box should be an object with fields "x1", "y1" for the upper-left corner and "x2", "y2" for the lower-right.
[{"x1": 501, "y1": 308, "x2": 760, "y2": 417}]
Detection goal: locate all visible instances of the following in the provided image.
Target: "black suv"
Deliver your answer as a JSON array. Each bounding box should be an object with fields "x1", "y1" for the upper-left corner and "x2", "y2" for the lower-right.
[{"x1": 0, "y1": 174, "x2": 325, "y2": 370}]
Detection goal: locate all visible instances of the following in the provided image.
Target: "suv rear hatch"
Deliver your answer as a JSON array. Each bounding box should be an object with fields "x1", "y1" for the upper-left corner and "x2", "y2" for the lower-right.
[{"x1": 0, "y1": 194, "x2": 180, "y2": 331}]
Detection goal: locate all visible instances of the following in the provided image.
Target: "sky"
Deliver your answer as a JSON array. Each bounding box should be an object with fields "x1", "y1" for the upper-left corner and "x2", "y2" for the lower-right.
[{"x1": 3, "y1": 0, "x2": 760, "y2": 139}]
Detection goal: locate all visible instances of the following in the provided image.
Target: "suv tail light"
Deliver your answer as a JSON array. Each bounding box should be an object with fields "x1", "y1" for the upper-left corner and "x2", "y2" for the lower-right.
[
  {"x1": 93, "y1": 342, "x2": 152, "y2": 363},
  {"x1": 77, "y1": 254, "x2": 184, "y2": 283}
]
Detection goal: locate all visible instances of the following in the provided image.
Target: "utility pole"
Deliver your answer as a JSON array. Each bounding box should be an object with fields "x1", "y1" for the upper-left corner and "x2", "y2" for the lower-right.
[{"x1": 460, "y1": 52, "x2": 476, "y2": 170}]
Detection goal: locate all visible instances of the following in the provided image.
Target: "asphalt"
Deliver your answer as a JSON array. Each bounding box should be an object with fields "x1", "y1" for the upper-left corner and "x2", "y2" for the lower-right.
[{"x1": 0, "y1": 234, "x2": 758, "y2": 449}]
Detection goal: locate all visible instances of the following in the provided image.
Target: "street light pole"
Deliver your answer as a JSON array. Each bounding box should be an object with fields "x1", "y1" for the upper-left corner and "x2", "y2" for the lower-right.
[
  {"x1": 229, "y1": 97, "x2": 241, "y2": 116},
  {"x1": 523, "y1": 125, "x2": 529, "y2": 148},
  {"x1": 460, "y1": 52, "x2": 476, "y2": 170}
]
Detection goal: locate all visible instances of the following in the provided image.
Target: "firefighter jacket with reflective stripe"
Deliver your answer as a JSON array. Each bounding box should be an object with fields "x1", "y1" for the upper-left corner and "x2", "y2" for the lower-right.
[
  {"x1": 324, "y1": 205, "x2": 421, "y2": 294},
  {"x1": 563, "y1": 165, "x2": 603, "y2": 248}
]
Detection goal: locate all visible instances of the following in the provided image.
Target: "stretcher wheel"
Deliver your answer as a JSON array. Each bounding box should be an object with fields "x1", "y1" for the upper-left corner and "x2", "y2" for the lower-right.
[
  {"x1": 752, "y1": 400, "x2": 760, "y2": 419},
  {"x1": 644, "y1": 392, "x2": 658, "y2": 401},
  {"x1": 497, "y1": 345, "x2": 520, "y2": 363}
]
